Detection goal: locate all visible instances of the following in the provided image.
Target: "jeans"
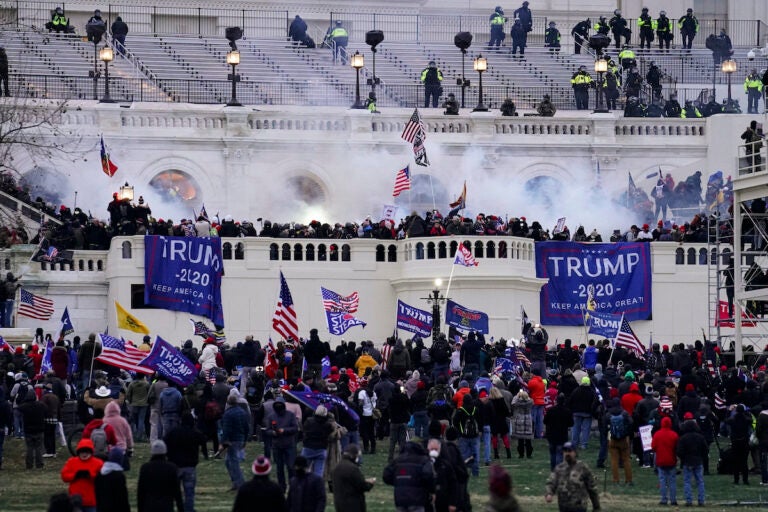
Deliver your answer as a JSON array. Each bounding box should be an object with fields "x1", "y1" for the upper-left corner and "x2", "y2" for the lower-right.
[
  {"x1": 131, "y1": 405, "x2": 148, "y2": 440},
  {"x1": 0, "y1": 430, "x2": 5, "y2": 466},
  {"x1": 301, "y1": 446, "x2": 327, "y2": 477},
  {"x1": 25, "y1": 432, "x2": 43, "y2": 468},
  {"x1": 682, "y1": 465, "x2": 705, "y2": 505},
  {"x1": 13, "y1": 408, "x2": 24, "y2": 438},
  {"x1": 273, "y1": 443, "x2": 296, "y2": 491},
  {"x1": 548, "y1": 442, "x2": 563, "y2": 470},
  {"x1": 341, "y1": 430, "x2": 359, "y2": 452},
  {"x1": 225, "y1": 440, "x2": 245, "y2": 489},
  {"x1": 178, "y1": 466, "x2": 197, "y2": 512},
  {"x1": 571, "y1": 413, "x2": 592, "y2": 448},
  {"x1": 597, "y1": 426, "x2": 608, "y2": 466},
  {"x1": 388, "y1": 423, "x2": 407, "y2": 462},
  {"x1": 658, "y1": 466, "x2": 677, "y2": 504},
  {"x1": 161, "y1": 413, "x2": 181, "y2": 437},
  {"x1": 412, "y1": 411, "x2": 429, "y2": 440},
  {"x1": 481, "y1": 425, "x2": 492, "y2": 463},
  {"x1": 239, "y1": 367, "x2": 255, "y2": 394},
  {"x1": 531, "y1": 405, "x2": 544, "y2": 438},
  {"x1": 80, "y1": 370, "x2": 92, "y2": 394},
  {"x1": 457, "y1": 437, "x2": 480, "y2": 476}
]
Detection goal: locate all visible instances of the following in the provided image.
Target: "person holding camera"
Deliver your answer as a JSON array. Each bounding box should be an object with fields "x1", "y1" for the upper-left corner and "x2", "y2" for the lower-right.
[{"x1": 421, "y1": 61, "x2": 443, "y2": 108}]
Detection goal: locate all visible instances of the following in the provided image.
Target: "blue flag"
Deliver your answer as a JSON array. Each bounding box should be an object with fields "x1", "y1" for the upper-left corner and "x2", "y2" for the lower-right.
[
  {"x1": 396, "y1": 300, "x2": 433, "y2": 338},
  {"x1": 475, "y1": 377, "x2": 493, "y2": 392},
  {"x1": 325, "y1": 311, "x2": 367, "y2": 336},
  {"x1": 39, "y1": 339, "x2": 54, "y2": 375},
  {"x1": 60, "y1": 307, "x2": 75, "y2": 337},
  {"x1": 144, "y1": 236, "x2": 225, "y2": 326},
  {"x1": 587, "y1": 310, "x2": 623, "y2": 339},
  {"x1": 138, "y1": 336, "x2": 197, "y2": 387},
  {"x1": 321, "y1": 356, "x2": 331, "y2": 378},
  {"x1": 284, "y1": 390, "x2": 359, "y2": 424},
  {"x1": 445, "y1": 299, "x2": 489, "y2": 334},
  {"x1": 494, "y1": 357, "x2": 517, "y2": 375}
]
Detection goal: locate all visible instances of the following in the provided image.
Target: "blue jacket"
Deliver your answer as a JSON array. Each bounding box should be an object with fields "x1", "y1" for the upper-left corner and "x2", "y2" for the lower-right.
[
  {"x1": 221, "y1": 405, "x2": 250, "y2": 443},
  {"x1": 582, "y1": 346, "x2": 598, "y2": 370}
]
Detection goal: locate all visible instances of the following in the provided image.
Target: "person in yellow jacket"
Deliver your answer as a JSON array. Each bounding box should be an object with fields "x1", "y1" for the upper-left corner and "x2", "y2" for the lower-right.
[
  {"x1": 355, "y1": 349, "x2": 378, "y2": 378},
  {"x1": 655, "y1": 11, "x2": 673, "y2": 51},
  {"x1": 421, "y1": 60, "x2": 444, "y2": 108},
  {"x1": 488, "y1": 6, "x2": 507, "y2": 50},
  {"x1": 571, "y1": 65, "x2": 593, "y2": 110},
  {"x1": 637, "y1": 7, "x2": 654, "y2": 50},
  {"x1": 744, "y1": 69, "x2": 763, "y2": 114},
  {"x1": 325, "y1": 20, "x2": 349, "y2": 65}
]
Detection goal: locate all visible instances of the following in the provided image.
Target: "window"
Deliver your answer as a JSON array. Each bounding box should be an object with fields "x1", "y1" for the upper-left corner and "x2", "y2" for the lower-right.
[
  {"x1": 130, "y1": 284, "x2": 157, "y2": 309},
  {"x1": 121, "y1": 241, "x2": 132, "y2": 259}
]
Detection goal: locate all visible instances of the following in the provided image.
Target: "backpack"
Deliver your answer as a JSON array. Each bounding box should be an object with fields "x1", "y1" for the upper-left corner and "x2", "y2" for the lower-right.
[
  {"x1": 13, "y1": 383, "x2": 28, "y2": 406},
  {"x1": 91, "y1": 424, "x2": 108, "y2": 458},
  {"x1": 609, "y1": 412, "x2": 627, "y2": 439},
  {"x1": 428, "y1": 386, "x2": 453, "y2": 409},
  {"x1": 204, "y1": 400, "x2": 223, "y2": 422},
  {"x1": 457, "y1": 407, "x2": 479, "y2": 438}
]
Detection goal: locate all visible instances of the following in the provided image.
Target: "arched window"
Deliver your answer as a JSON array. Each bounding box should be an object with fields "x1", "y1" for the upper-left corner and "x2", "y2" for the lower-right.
[
  {"x1": 148, "y1": 169, "x2": 202, "y2": 211},
  {"x1": 121, "y1": 241, "x2": 132, "y2": 259},
  {"x1": 293, "y1": 244, "x2": 303, "y2": 261},
  {"x1": 78, "y1": 260, "x2": 84, "y2": 271},
  {"x1": 235, "y1": 243, "x2": 245, "y2": 260},
  {"x1": 97, "y1": 260, "x2": 103, "y2": 271},
  {"x1": 318, "y1": 244, "x2": 327, "y2": 261},
  {"x1": 222, "y1": 242, "x2": 233, "y2": 260},
  {"x1": 499, "y1": 241, "x2": 508, "y2": 258},
  {"x1": 388, "y1": 245, "x2": 397, "y2": 262},
  {"x1": 306, "y1": 244, "x2": 315, "y2": 261},
  {"x1": 415, "y1": 242, "x2": 425, "y2": 260},
  {"x1": 427, "y1": 242, "x2": 436, "y2": 259},
  {"x1": 449, "y1": 241, "x2": 459, "y2": 257},
  {"x1": 487, "y1": 241, "x2": 496, "y2": 258},
  {"x1": 281, "y1": 243, "x2": 291, "y2": 261},
  {"x1": 438, "y1": 242, "x2": 447, "y2": 259},
  {"x1": 330, "y1": 244, "x2": 339, "y2": 261},
  {"x1": 698, "y1": 248, "x2": 707, "y2": 265},
  {"x1": 474, "y1": 241, "x2": 484, "y2": 258},
  {"x1": 687, "y1": 248, "x2": 696, "y2": 265},
  {"x1": 341, "y1": 244, "x2": 351, "y2": 262},
  {"x1": 88, "y1": 260, "x2": 94, "y2": 271},
  {"x1": 376, "y1": 244, "x2": 385, "y2": 262},
  {"x1": 269, "y1": 243, "x2": 279, "y2": 261},
  {"x1": 675, "y1": 247, "x2": 684, "y2": 265}
]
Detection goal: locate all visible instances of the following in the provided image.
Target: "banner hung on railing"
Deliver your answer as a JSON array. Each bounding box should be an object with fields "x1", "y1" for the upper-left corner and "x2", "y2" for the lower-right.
[
  {"x1": 144, "y1": 236, "x2": 225, "y2": 326},
  {"x1": 535, "y1": 242, "x2": 652, "y2": 326}
]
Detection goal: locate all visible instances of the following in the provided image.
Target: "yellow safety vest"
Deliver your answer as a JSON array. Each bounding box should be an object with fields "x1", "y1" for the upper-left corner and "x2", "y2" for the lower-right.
[
  {"x1": 490, "y1": 14, "x2": 505, "y2": 26},
  {"x1": 745, "y1": 76, "x2": 762, "y2": 91},
  {"x1": 571, "y1": 73, "x2": 592, "y2": 86},
  {"x1": 330, "y1": 27, "x2": 348, "y2": 38}
]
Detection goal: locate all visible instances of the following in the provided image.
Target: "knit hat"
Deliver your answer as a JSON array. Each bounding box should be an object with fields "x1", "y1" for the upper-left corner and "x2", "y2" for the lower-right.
[
  {"x1": 580, "y1": 376, "x2": 591, "y2": 386},
  {"x1": 685, "y1": 384, "x2": 695, "y2": 392},
  {"x1": 624, "y1": 371, "x2": 635, "y2": 381},
  {"x1": 151, "y1": 440, "x2": 167, "y2": 455},
  {"x1": 459, "y1": 380, "x2": 469, "y2": 388},
  {"x1": 108, "y1": 447, "x2": 125, "y2": 464},
  {"x1": 252, "y1": 455, "x2": 272, "y2": 475},
  {"x1": 683, "y1": 412, "x2": 694, "y2": 420},
  {"x1": 488, "y1": 464, "x2": 512, "y2": 497},
  {"x1": 315, "y1": 405, "x2": 328, "y2": 417}
]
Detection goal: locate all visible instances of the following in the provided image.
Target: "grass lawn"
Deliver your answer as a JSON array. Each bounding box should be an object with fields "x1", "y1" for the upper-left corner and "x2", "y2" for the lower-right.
[{"x1": 0, "y1": 436, "x2": 766, "y2": 511}]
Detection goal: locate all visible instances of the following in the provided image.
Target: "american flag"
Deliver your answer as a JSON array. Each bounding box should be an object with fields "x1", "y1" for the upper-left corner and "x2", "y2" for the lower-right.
[
  {"x1": 401, "y1": 108, "x2": 425, "y2": 143},
  {"x1": 449, "y1": 181, "x2": 466, "y2": 209},
  {"x1": 515, "y1": 348, "x2": 531, "y2": 366},
  {"x1": 18, "y1": 288, "x2": 54, "y2": 320},
  {"x1": 412, "y1": 130, "x2": 430, "y2": 167},
  {"x1": 714, "y1": 392, "x2": 726, "y2": 410},
  {"x1": 190, "y1": 319, "x2": 210, "y2": 337},
  {"x1": 453, "y1": 244, "x2": 478, "y2": 267},
  {"x1": 494, "y1": 357, "x2": 516, "y2": 375},
  {"x1": 737, "y1": 368, "x2": 750, "y2": 382},
  {"x1": 321, "y1": 287, "x2": 359, "y2": 313},
  {"x1": 392, "y1": 165, "x2": 411, "y2": 197},
  {"x1": 520, "y1": 306, "x2": 531, "y2": 337},
  {"x1": 95, "y1": 333, "x2": 154, "y2": 374},
  {"x1": 615, "y1": 315, "x2": 645, "y2": 358},
  {"x1": 273, "y1": 272, "x2": 299, "y2": 342},
  {"x1": 706, "y1": 359, "x2": 717, "y2": 378},
  {"x1": 44, "y1": 247, "x2": 58, "y2": 261}
]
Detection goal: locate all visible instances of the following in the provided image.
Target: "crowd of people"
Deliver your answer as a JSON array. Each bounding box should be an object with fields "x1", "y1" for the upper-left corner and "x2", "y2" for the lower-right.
[{"x1": 2, "y1": 323, "x2": 768, "y2": 511}]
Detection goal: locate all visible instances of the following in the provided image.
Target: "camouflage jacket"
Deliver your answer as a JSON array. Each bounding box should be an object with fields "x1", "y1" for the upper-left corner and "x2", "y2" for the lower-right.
[{"x1": 545, "y1": 460, "x2": 600, "y2": 512}]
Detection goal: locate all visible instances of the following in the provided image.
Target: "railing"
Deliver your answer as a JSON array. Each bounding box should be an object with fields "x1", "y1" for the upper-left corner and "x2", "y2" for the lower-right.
[
  {"x1": 0, "y1": 188, "x2": 62, "y2": 226},
  {"x1": 737, "y1": 141, "x2": 767, "y2": 176}
]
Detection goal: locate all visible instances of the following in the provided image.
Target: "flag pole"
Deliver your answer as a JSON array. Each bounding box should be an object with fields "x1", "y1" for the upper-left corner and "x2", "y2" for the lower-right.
[
  {"x1": 609, "y1": 313, "x2": 624, "y2": 364},
  {"x1": 579, "y1": 306, "x2": 590, "y2": 346},
  {"x1": 428, "y1": 174, "x2": 436, "y2": 212},
  {"x1": 442, "y1": 261, "x2": 457, "y2": 334}
]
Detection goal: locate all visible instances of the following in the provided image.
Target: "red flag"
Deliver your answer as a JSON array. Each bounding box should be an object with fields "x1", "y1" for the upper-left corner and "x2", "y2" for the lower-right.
[{"x1": 100, "y1": 135, "x2": 118, "y2": 177}]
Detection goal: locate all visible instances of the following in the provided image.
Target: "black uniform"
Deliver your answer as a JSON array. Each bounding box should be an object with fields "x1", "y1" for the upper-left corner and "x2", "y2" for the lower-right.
[
  {"x1": 678, "y1": 12, "x2": 699, "y2": 50},
  {"x1": 571, "y1": 20, "x2": 590, "y2": 54},
  {"x1": 638, "y1": 10, "x2": 654, "y2": 49},
  {"x1": 609, "y1": 12, "x2": 629, "y2": 49},
  {"x1": 646, "y1": 64, "x2": 662, "y2": 99}
]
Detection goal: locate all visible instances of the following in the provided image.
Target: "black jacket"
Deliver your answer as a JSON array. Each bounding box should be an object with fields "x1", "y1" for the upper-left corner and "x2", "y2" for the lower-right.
[
  {"x1": 95, "y1": 467, "x2": 130, "y2": 512},
  {"x1": 137, "y1": 456, "x2": 183, "y2": 512},
  {"x1": 111, "y1": 19, "x2": 128, "y2": 37},
  {"x1": 567, "y1": 386, "x2": 596, "y2": 415},
  {"x1": 544, "y1": 403, "x2": 573, "y2": 445},
  {"x1": 287, "y1": 470, "x2": 326, "y2": 512},
  {"x1": 332, "y1": 456, "x2": 373, "y2": 512},
  {"x1": 164, "y1": 423, "x2": 207, "y2": 468},
  {"x1": 383, "y1": 442, "x2": 435, "y2": 508},
  {"x1": 302, "y1": 414, "x2": 334, "y2": 450},
  {"x1": 433, "y1": 454, "x2": 459, "y2": 512},
  {"x1": 676, "y1": 421, "x2": 708, "y2": 466},
  {"x1": 234, "y1": 476, "x2": 287, "y2": 512}
]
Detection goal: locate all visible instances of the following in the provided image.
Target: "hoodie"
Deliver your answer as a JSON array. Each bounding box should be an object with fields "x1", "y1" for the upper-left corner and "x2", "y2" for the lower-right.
[
  {"x1": 60, "y1": 439, "x2": 104, "y2": 507},
  {"x1": 651, "y1": 417, "x2": 679, "y2": 467},
  {"x1": 103, "y1": 400, "x2": 133, "y2": 451}
]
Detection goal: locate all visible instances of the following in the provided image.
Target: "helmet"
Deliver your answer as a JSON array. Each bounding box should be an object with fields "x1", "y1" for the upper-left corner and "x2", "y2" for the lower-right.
[
  {"x1": 495, "y1": 5, "x2": 502, "y2": 12},
  {"x1": 549, "y1": 21, "x2": 556, "y2": 26},
  {"x1": 642, "y1": 7, "x2": 648, "y2": 12},
  {"x1": 660, "y1": 10, "x2": 666, "y2": 16},
  {"x1": 428, "y1": 60, "x2": 436, "y2": 67},
  {"x1": 94, "y1": 9, "x2": 101, "y2": 16},
  {"x1": 55, "y1": 6, "x2": 63, "y2": 14},
  {"x1": 578, "y1": 65, "x2": 586, "y2": 71},
  {"x1": 687, "y1": 8, "x2": 693, "y2": 13},
  {"x1": 586, "y1": 18, "x2": 591, "y2": 24},
  {"x1": 335, "y1": 20, "x2": 342, "y2": 25},
  {"x1": 543, "y1": 94, "x2": 550, "y2": 99},
  {"x1": 614, "y1": 9, "x2": 621, "y2": 16}
]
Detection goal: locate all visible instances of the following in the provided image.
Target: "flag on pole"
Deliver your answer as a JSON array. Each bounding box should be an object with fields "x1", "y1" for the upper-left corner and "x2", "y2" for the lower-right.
[
  {"x1": 321, "y1": 287, "x2": 360, "y2": 313},
  {"x1": 273, "y1": 272, "x2": 299, "y2": 342},
  {"x1": 39, "y1": 338, "x2": 54, "y2": 375},
  {"x1": 100, "y1": 135, "x2": 118, "y2": 177},
  {"x1": 615, "y1": 315, "x2": 645, "y2": 358},
  {"x1": 515, "y1": 348, "x2": 531, "y2": 367},
  {"x1": 449, "y1": 181, "x2": 467, "y2": 209},
  {"x1": 401, "y1": 109, "x2": 429, "y2": 167},
  {"x1": 199, "y1": 204, "x2": 209, "y2": 222},
  {"x1": 18, "y1": 288, "x2": 54, "y2": 320},
  {"x1": 96, "y1": 333, "x2": 154, "y2": 374},
  {"x1": 325, "y1": 311, "x2": 367, "y2": 336},
  {"x1": 115, "y1": 301, "x2": 150, "y2": 335},
  {"x1": 520, "y1": 306, "x2": 530, "y2": 336},
  {"x1": 453, "y1": 244, "x2": 478, "y2": 267},
  {"x1": 627, "y1": 172, "x2": 638, "y2": 202},
  {"x1": 392, "y1": 165, "x2": 411, "y2": 197},
  {"x1": 494, "y1": 357, "x2": 517, "y2": 375},
  {"x1": 264, "y1": 338, "x2": 279, "y2": 379},
  {"x1": 60, "y1": 307, "x2": 75, "y2": 337}
]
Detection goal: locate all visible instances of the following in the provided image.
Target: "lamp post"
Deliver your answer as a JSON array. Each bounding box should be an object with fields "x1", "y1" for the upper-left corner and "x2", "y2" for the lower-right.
[
  {"x1": 350, "y1": 51, "x2": 365, "y2": 109},
  {"x1": 119, "y1": 181, "x2": 134, "y2": 201},
  {"x1": 593, "y1": 58, "x2": 609, "y2": 113},
  {"x1": 365, "y1": 30, "x2": 383, "y2": 95},
  {"x1": 226, "y1": 50, "x2": 242, "y2": 107},
  {"x1": 721, "y1": 59, "x2": 737, "y2": 112},
  {"x1": 454, "y1": 32, "x2": 473, "y2": 109},
  {"x1": 422, "y1": 278, "x2": 447, "y2": 339},
  {"x1": 98, "y1": 46, "x2": 115, "y2": 103},
  {"x1": 473, "y1": 54, "x2": 488, "y2": 112}
]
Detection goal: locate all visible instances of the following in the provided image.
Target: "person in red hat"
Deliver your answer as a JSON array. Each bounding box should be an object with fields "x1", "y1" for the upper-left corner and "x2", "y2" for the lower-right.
[
  {"x1": 652, "y1": 416, "x2": 679, "y2": 506},
  {"x1": 637, "y1": 223, "x2": 653, "y2": 241}
]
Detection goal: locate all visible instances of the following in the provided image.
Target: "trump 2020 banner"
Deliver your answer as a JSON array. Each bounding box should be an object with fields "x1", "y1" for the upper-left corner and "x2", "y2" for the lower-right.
[
  {"x1": 445, "y1": 299, "x2": 489, "y2": 334},
  {"x1": 535, "y1": 242, "x2": 652, "y2": 326},
  {"x1": 396, "y1": 300, "x2": 433, "y2": 338},
  {"x1": 144, "y1": 236, "x2": 225, "y2": 326},
  {"x1": 139, "y1": 336, "x2": 197, "y2": 387}
]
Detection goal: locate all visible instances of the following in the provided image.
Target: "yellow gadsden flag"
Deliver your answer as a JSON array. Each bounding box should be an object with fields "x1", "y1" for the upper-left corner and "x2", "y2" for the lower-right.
[{"x1": 115, "y1": 301, "x2": 150, "y2": 335}]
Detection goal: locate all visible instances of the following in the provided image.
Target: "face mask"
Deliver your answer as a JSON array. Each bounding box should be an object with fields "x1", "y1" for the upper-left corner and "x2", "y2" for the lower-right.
[{"x1": 429, "y1": 450, "x2": 439, "y2": 459}]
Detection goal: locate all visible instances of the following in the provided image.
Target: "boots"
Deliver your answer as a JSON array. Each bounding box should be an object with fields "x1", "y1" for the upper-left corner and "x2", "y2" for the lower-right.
[
  {"x1": 526, "y1": 442, "x2": 533, "y2": 459},
  {"x1": 494, "y1": 448, "x2": 500, "y2": 459},
  {"x1": 517, "y1": 445, "x2": 525, "y2": 458},
  {"x1": 506, "y1": 447, "x2": 512, "y2": 459}
]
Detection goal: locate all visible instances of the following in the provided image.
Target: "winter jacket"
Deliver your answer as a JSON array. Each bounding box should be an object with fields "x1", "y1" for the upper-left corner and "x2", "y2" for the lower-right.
[
  {"x1": 544, "y1": 403, "x2": 573, "y2": 445},
  {"x1": 137, "y1": 455, "x2": 184, "y2": 512},
  {"x1": 264, "y1": 408, "x2": 299, "y2": 449},
  {"x1": 651, "y1": 417, "x2": 679, "y2": 467},
  {"x1": 331, "y1": 456, "x2": 374, "y2": 512},
  {"x1": 287, "y1": 470, "x2": 326, "y2": 512},
  {"x1": 510, "y1": 395, "x2": 534, "y2": 439},
  {"x1": 198, "y1": 343, "x2": 219, "y2": 373},
  {"x1": 221, "y1": 404, "x2": 250, "y2": 444},
  {"x1": 61, "y1": 439, "x2": 104, "y2": 508},
  {"x1": 19, "y1": 398, "x2": 46, "y2": 435},
  {"x1": 527, "y1": 376, "x2": 545, "y2": 406},
  {"x1": 567, "y1": 385, "x2": 596, "y2": 415},
  {"x1": 127, "y1": 378, "x2": 150, "y2": 407},
  {"x1": 303, "y1": 414, "x2": 334, "y2": 450},
  {"x1": 95, "y1": 462, "x2": 130, "y2": 512},
  {"x1": 387, "y1": 346, "x2": 411, "y2": 373},
  {"x1": 51, "y1": 346, "x2": 70, "y2": 380},
  {"x1": 382, "y1": 442, "x2": 435, "y2": 508},
  {"x1": 233, "y1": 476, "x2": 287, "y2": 512},
  {"x1": 165, "y1": 422, "x2": 207, "y2": 468},
  {"x1": 103, "y1": 401, "x2": 134, "y2": 451},
  {"x1": 354, "y1": 354, "x2": 377, "y2": 377},
  {"x1": 676, "y1": 421, "x2": 708, "y2": 467}
]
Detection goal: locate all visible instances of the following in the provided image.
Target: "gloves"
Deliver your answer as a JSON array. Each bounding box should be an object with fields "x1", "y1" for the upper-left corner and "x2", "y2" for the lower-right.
[{"x1": 75, "y1": 470, "x2": 90, "y2": 479}]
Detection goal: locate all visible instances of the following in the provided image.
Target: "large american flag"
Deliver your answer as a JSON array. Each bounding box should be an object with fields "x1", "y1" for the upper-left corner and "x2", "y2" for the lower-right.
[
  {"x1": 95, "y1": 333, "x2": 154, "y2": 374},
  {"x1": 273, "y1": 272, "x2": 299, "y2": 341},
  {"x1": 17, "y1": 288, "x2": 54, "y2": 320},
  {"x1": 321, "y1": 286, "x2": 359, "y2": 313},
  {"x1": 392, "y1": 165, "x2": 411, "y2": 197},
  {"x1": 401, "y1": 108, "x2": 424, "y2": 143},
  {"x1": 453, "y1": 244, "x2": 478, "y2": 267},
  {"x1": 615, "y1": 316, "x2": 645, "y2": 358}
]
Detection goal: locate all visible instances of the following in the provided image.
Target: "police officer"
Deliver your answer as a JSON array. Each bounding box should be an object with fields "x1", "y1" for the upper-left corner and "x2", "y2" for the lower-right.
[
  {"x1": 421, "y1": 61, "x2": 443, "y2": 108},
  {"x1": 664, "y1": 93, "x2": 683, "y2": 118},
  {"x1": 48, "y1": 7, "x2": 68, "y2": 33},
  {"x1": 656, "y1": 11, "x2": 673, "y2": 52},
  {"x1": 700, "y1": 95, "x2": 723, "y2": 117},
  {"x1": 443, "y1": 93, "x2": 459, "y2": 115},
  {"x1": 488, "y1": 6, "x2": 507, "y2": 50},
  {"x1": 545, "y1": 21, "x2": 561, "y2": 53},
  {"x1": 678, "y1": 8, "x2": 699, "y2": 50},
  {"x1": 609, "y1": 9, "x2": 628, "y2": 49},
  {"x1": 603, "y1": 65, "x2": 620, "y2": 111},
  {"x1": 646, "y1": 61, "x2": 662, "y2": 100},
  {"x1": 624, "y1": 96, "x2": 646, "y2": 118},
  {"x1": 618, "y1": 45, "x2": 635, "y2": 72},
  {"x1": 682, "y1": 100, "x2": 703, "y2": 118},
  {"x1": 510, "y1": 18, "x2": 526, "y2": 57},
  {"x1": 624, "y1": 66, "x2": 643, "y2": 102},
  {"x1": 744, "y1": 69, "x2": 762, "y2": 114},
  {"x1": 365, "y1": 92, "x2": 379, "y2": 113},
  {"x1": 326, "y1": 20, "x2": 349, "y2": 64},
  {"x1": 571, "y1": 18, "x2": 590, "y2": 54},
  {"x1": 571, "y1": 65, "x2": 593, "y2": 110},
  {"x1": 637, "y1": 8, "x2": 654, "y2": 50}
]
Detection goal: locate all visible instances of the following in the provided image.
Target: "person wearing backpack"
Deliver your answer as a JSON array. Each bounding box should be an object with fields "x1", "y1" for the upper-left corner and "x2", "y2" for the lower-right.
[
  {"x1": 159, "y1": 382, "x2": 184, "y2": 436},
  {"x1": 10, "y1": 371, "x2": 29, "y2": 439},
  {"x1": 429, "y1": 335, "x2": 452, "y2": 381},
  {"x1": 83, "y1": 408, "x2": 118, "y2": 460},
  {"x1": 605, "y1": 398, "x2": 633, "y2": 486},
  {"x1": 511, "y1": 389, "x2": 534, "y2": 459},
  {"x1": 452, "y1": 394, "x2": 480, "y2": 477},
  {"x1": 165, "y1": 412, "x2": 209, "y2": 512}
]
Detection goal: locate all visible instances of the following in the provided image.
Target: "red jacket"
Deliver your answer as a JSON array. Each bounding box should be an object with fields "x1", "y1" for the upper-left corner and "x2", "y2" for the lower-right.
[
  {"x1": 60, "y1": 439, "x2": 104, "y2": 507},
  {"x1": 453, "y1": 387, "x2": 471, "y2": 407},
  {"x1": 82, "y1": 418, "x2": 118, "y2": 449},
  {"x1": 528, "y1": 376, "x2": 545, "y2": 406},
  {"x1": 651, "y1": 417, "x2": 679, "y2": 467},
  {"x1": 621, "y1": 385, "x2": 642, "y2": 415}
]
